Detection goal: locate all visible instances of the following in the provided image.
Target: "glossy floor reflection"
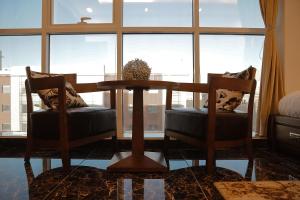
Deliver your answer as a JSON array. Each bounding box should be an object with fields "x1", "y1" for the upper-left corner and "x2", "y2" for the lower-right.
[{"x1": 0, "y1": 147, "x2": 299, "y2": 200}]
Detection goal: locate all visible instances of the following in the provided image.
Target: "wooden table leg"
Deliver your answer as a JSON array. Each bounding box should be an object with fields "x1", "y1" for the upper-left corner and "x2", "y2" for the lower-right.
[
  {"x1": 107, "y1": 88, "x2": 167, "y2": 172},
  {"x1": 132, "y1": 88, "x2": 144, "y2": 158}
]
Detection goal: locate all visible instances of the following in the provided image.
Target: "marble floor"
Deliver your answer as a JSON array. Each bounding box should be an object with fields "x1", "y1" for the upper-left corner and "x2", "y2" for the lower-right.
[{"x1": 0, "y1": 144, "x2": 299, "y2": 200}]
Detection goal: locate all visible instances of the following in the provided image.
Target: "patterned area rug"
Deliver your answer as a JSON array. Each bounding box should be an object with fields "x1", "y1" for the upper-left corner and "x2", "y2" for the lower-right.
[{"x1": 214, "y1": 181, "x2": 300, "y2": 200}]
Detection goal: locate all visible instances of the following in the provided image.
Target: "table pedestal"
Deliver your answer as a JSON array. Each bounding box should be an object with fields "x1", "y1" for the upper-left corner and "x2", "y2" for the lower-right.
[
  {"x1": 107, "y1": 152, "x2": 168, "y2": 172},
  {"x1": 107, "y1": 88, "x2": 168, "y2": 172}
]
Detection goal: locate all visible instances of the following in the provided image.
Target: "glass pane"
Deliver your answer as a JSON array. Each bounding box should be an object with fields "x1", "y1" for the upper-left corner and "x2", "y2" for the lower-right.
[
  {"x1": 0, "y1": 36, "x2": 41, "y2": 136},
  {"x1": 123, "y1": 0, "x2": 192, "y2": 27},
  {"x1": 199, "y1": 35, "x2": 264, "y2": 133},
  {"x1": 53, "y1": 0, "x2": 113, "y2": 24},
  {"x1": 50, "y1": 34, "x2": 117, "y2": 106},
  {"x1": 199, "y1": 0, "x2": 264, "y2": 28},
  {"x1": 123, "y1": 34, "x2": 193, "y2": 137},
  {"x1": 0, "y1": 0, "x2": 42, "y2": 28}
]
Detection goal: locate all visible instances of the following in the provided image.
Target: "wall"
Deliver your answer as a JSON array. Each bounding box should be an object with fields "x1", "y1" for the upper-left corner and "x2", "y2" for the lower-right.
[{"x1": 278, "y1": 0, "x2": 300, "y2": 94}]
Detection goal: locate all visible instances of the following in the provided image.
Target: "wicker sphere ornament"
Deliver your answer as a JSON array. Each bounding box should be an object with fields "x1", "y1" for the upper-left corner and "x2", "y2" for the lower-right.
[{"x1": 123, "y1": 58, "x2": 151, "y2": 80}]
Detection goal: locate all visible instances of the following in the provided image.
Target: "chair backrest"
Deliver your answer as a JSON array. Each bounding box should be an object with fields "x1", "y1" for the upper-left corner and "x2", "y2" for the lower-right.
[{"x1": 25, "y1": 66, "x2": 77, "y2": 93}]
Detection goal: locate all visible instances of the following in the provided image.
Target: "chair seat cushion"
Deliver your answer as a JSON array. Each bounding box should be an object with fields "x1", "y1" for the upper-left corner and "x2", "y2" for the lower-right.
[
  {"x1": 30, "y1": 107, "x2": 116, "y2": 140},
  {"x1": 165, "y1": 108, "x2": 249, "y2": 140}
]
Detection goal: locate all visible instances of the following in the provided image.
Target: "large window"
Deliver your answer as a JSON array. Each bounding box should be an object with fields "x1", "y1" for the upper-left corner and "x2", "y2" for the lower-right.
[
  {"x1": 200, "y1": 35, "x2": 264, "y2": 132},
  {"x1": 50, "y1": 34, "x2": 117, "y2": 106},
  {"x1": 123, "y1": 34, "x2": 193, "y2": 137},
  {"x1": 0, "y1": 0, "x2": 265, "y2": 138},
  {"x1": 0, "y1": 36, "x2": 41, "y2": 136}
]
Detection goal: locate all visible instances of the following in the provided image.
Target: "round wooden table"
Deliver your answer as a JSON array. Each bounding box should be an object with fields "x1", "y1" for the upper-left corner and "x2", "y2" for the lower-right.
[{"x1": 97, "y1": 80, "x2": 176, "y2": 172}]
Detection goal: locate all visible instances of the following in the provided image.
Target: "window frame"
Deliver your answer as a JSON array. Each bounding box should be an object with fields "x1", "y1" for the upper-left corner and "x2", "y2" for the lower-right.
[{"x1": 0, "y1": 0, "x2": 265, "y2": 138}]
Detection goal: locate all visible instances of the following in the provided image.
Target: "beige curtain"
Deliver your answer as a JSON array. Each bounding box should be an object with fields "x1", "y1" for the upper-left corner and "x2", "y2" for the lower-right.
[{"x1": 257, "y1": 0, "x2": 285, "y2": 137}]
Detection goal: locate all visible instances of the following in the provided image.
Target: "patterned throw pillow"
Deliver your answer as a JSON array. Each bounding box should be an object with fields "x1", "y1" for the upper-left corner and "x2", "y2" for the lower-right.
[
  {"x1": 205, "y1": 66, "x2": 256, "y2": 111},
  {"x1": 29, "y1": 71, "x2": 87, "y2": 110}
]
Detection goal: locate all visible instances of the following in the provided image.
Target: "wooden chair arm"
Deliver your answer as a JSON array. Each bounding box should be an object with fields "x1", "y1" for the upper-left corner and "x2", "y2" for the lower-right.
[
  {"x1": 171, "y1": 83, "x2": 209, "y2": 93},
  {"x1": 74, "y1": 83, "x2": 116, "y2": 109},
  {"x1": 165, "y1": 83, "x2": 208, "y2": 110}
]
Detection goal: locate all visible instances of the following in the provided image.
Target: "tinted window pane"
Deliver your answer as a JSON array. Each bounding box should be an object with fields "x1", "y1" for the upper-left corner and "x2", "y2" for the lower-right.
[
  {"x1": 123, "y1": 0, "x2": 192, "y2": 27},
  {"x1": 50, "y1": 34, "x2": 117, "y2": 106},
  {"x1": 123, "y1": 34, "x2": 193, "y2": 137},
  {"x1": 0, "y1": 0, "x2": 42, "y2": 28},
  {"x1": 0, "y1": 36, "x2": 41, "y2": 136},
  {"x1": 53, "y1": 0, "x2": 113, "y2": 24},
  {"x1": 199, "y1": 0, "x2": 264, "y2": 28}
]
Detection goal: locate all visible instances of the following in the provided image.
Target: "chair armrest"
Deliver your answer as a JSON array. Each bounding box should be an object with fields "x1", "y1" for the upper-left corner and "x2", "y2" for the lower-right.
[
  {"x1": 171, "y1": 83, "x2": 208, "y2": 93},
  {"x1": 74, "y1": 83, "x2": 116, "y2": 109},
  {"x1": 165, "y1": 83, "x2": 208, "y2": 110}
]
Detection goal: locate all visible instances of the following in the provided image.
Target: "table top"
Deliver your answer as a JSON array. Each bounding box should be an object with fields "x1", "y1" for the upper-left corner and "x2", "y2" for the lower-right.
[{"x1": 97, "y1": 80, "x2": 178, "y2": 90}]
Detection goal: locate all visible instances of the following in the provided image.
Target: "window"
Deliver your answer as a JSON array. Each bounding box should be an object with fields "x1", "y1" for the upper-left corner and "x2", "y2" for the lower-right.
[
  {"x1": 123, "y1": 34, "x2": 193, "y2": 83},
  {"x1": 123, "y1": 34, "x2": 193, "y2": 136},
  {"x1": 1, "y1": 105, "x2": 10, "y2": 112},
  {"x1": 0, "y1": 36, "x2": 41, "y2": 134},
  {"x1": 53, "y1": 0, "x2": 113, "y2": 24},
  {"x1": 123, "y1": 0, "x2": 193, "y2": 27},
  {"x1": 200, "y1": 35, "x2": 264, "y2": 132},
  {"x1": 50, "y1": 34, "x2": 117, "y2": 106},
  {"x1": 0, "y1": 0, "x2": 264, "y2": 138},
  {"x1": 0, "y1": 0, "x2": 42, "y2": 28},
  {"x1": 199, "y1": 35, "x2": 264, "y2": 83},
  {"x1": 2, "y1": 123, "x2": 11, "y2": 131},
  {"x1": 199, "y1": 0, "x2": 264, "y2": 28},
  {"x1": 21, "y1": 104, "x2": 27, "y2": 113},
  {"x1": 2, "y1": 85, "x2": 10, "y2": 94}
]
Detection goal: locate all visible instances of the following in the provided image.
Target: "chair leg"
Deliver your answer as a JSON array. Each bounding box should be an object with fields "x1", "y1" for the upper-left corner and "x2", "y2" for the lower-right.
[
  {"x1": 163, "y1": 134, "x2": 170, "y2": 158},
  {"x1": 206, "y1": 146, "x2": 215, "y2": 175},
  {"x1": 112, "y1": 135, "x2": 118, "y2": 153},
  {"x1": 61, "y1": 149, "x2": 70, "y2": 172},
  {"x1": 24, "y1": 138, "x2": 33, "y2": 163},
  {"x1": 245, "y1": 160, "x2": 254, "y2": 181},
  {"x1": 164, "y1": 134, "x2": 170, "y2": 169},
  {"x1": 61, "y1": 139, "x2": 70, "y2": 172},
  {"x1": 246, "y1": 138, "x2": 253, "y2": 161}
]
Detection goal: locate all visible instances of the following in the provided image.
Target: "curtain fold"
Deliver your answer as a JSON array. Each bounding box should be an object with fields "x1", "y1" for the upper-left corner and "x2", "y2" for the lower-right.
[{"x1": 257, "y1": 0, "x2": 285, "y2": 137}]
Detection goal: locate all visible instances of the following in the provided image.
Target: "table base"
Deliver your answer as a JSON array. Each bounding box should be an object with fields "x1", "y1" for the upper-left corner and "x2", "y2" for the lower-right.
[{"x1": 107, "y1": 152, "x2": 168, "y2": 173}]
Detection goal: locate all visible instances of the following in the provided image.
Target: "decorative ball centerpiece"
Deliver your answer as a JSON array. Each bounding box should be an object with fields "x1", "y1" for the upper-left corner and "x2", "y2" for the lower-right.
[{"x1": 123, "y1": 58, "x2": 151, "y2": 80}]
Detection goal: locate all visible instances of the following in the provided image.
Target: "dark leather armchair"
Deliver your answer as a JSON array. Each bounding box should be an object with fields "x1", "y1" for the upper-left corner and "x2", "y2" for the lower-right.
[
  {"x1": 24, "y1": 67, "x2": 117, "y2": 171},
  {"x1": 164, "y1": 73, "x2": 256, "y2": 174}
]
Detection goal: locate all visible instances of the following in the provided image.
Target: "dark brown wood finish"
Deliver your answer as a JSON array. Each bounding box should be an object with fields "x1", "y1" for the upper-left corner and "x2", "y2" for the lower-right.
[
  {"x1": 165, "y1": 71, "x2": 257, "y2": 174},
  {"x1": 25, "y1": 67, "x2": 117, "y2": 172},
  {"x1": 98, "y1": 80, "x2": 173, "y2": 172}
]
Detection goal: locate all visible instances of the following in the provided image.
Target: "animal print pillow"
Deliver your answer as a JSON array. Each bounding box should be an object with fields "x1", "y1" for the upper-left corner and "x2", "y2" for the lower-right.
[
  {"x1": 205, "y1": 66, "x2": 256, "y2": 111},
  {"x1": 29, "y1": 71, "x2": 87, "y2": 110}
]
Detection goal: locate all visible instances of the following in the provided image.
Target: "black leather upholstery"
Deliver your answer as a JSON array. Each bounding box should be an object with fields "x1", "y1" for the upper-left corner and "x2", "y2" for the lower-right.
[
  {"x1": 31, "y1": 107, "x2": 116, "y2": 140},
  {"x1": 165, "y1": 108, "x2": 249, "y2": 140}
]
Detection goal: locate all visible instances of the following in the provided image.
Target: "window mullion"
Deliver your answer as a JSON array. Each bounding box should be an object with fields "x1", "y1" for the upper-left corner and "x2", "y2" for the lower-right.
[
  {"x1": 194, "y1": 0, "x2": 200, "y2": 108},
  {"x1": 115, "y1": 0, "x2": 124, "y2": 137}
]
